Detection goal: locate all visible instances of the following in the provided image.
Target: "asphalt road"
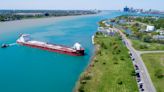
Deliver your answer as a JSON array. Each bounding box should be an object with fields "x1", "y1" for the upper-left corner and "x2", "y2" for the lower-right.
[
  {"x1": 139, "y1": 51, "x2": 164, "y2": 54},
  {"x1": 114, "y1": 28, "x2": 156, "y2": 92}
]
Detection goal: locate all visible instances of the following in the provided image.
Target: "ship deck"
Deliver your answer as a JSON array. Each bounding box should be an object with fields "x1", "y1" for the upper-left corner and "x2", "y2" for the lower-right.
[{"x1": 25, "y1": 40, "x2": 76, "y2": 52}]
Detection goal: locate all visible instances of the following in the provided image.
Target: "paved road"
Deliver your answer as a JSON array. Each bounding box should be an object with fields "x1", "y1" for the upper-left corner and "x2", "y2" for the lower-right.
[
  {"x1": 138, "y1": 51, "x2": 164, "y2": 54},
  {"x1": 114, "y1": 28, "x2": 156, "y2": 92}
]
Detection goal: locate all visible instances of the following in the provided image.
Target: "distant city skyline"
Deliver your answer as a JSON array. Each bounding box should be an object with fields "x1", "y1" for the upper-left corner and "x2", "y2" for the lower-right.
[{"x1": 0, "y1": 0, "x2": 164, "y2": 11}]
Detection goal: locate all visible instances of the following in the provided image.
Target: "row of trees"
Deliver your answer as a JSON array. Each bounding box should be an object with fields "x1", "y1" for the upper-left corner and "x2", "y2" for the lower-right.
[
  {"x1": 117, "y1": 15, "x2": 164, "y2": 29},
  {"x1": 135, "y1": 17, "x2": 164, "y2": 29},
  {"x1": 0, "y1": 14, "x2": 44, "y2": 21},
  {"x1": 0, "y1": 10, "x2": 99, "y2": 22}
]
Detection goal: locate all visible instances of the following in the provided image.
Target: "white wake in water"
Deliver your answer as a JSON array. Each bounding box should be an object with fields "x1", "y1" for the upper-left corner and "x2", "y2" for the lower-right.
[{"x1": 9, "y1": 43, "x2": 17, "y2": 46}]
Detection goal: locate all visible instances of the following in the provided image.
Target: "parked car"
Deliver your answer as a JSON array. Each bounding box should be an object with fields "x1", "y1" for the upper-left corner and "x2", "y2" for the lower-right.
[
  {"x1": 138, "y1": 81, "x2": 143, "y2": 85},
  {"x1": 136, "y1": 72, "x2": 140, "y2": 78},
  {"x1": 137, "y1": 78, "x2": 141, "y2": 82},
  {"x1": 129, "y1": 52, "x2": 132, "y2": 56},
  {"x1": 139, "y1": 84, "x2": 143, "y2": 88},
  {"x1": 135, "y1": 64, "x2": 139, "y2": 70},
  {"x1": 135, "y1": 70, "x2": 140, "y2": 73},
  {"x1": 132, "y1": 58, "x2": 135, "y2": 61},
  {"x1": 140, "y1": 88, "x2": 144, "y2": 92}
]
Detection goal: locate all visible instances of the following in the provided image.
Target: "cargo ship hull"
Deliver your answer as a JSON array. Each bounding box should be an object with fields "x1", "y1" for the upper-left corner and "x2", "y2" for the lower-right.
[{"x1": 17, "y1": 34, "x2": 85, "y2": 56}]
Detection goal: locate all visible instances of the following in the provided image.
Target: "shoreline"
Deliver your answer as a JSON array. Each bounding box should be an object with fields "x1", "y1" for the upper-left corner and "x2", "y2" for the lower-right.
[
  {"x1": 74, "y1": 35, "x2": 99, "y2": 92},
  {"x1": 0, "y1": 14, "x2": 98, "y2": 34}
]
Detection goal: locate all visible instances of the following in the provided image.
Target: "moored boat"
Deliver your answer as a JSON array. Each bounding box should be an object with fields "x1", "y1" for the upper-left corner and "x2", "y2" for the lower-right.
[
  {"x1": 16, "y1": 34, "x2": 85, "y2": 56},
  {"x1": 1, "y1": 44, "x2": 9, "y2": 48}
]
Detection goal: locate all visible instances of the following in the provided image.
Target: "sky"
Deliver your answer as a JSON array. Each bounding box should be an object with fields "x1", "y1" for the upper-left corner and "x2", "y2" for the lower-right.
[{"x1": 0, "y1": 0, "x2": 164, "y2": 10}]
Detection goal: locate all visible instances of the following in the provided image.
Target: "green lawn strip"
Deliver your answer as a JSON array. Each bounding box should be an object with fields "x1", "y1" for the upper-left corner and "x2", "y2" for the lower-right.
[
  {"x1": 75, "y1": 33, "x2": 138, "y2": 92},
  {"x1": 132, "y1": 39, "x2": 164, "y2": 51},
  {"x1": 141, "y1": 53, "x2": 164, "y2": 92}
]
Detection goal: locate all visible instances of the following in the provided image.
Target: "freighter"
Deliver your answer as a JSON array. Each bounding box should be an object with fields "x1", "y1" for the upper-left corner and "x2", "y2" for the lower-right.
[{"x1": 16, "y1": 34, "x2": 85, "y2": 56}]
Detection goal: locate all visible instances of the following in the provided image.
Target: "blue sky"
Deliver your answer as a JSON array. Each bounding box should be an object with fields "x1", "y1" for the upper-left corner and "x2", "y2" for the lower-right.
[{"x1": 0, "y1": 0, "x2": 164, "y2": 10}]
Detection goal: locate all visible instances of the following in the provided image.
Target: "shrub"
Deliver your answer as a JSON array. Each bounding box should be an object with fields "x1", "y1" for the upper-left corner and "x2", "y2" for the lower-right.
[
  {"x1": 142, "y1": 35, "x2": 152, "y2": 43},
  {"x1": 78, "y1": 85, "x2": 85, "y2": 92},
  {"x1": 120, "y1": 56, "x2": 125, "y2": 60},
  {"x1": 80, "y1": 80, "x2": 87, "y2": 84},
  {"x1": 94, "y1": 59, "x2": 98, "y2": 63},
  {"x1": 116, "y1": 49, "x2": 121, "y2": 54},
  {"x1": 97, "y1": 50, "x2": 102, "y2": 55},
  {"x1": 113, "y1": 61, "x2": 118, "y2": 64},
  {"x1": 103, "y1": 62, "x2": 106, "y2": 65},
  {"x1": 155, "y1": 69, "x2": 164, "y2": 79},
  {"x1": 113, "y1": 44, "x2": 118, "y2": 50},
  {"x1": 82, "y1": 73, "x2": 92, "y2": 80},
  {"x1": 131, "y1": 70, "x2": 136, "y2": 76},
  {"x1": 118, "y1": 81, "x2": 123, "y2": 85},
  {"x1": 139, "y1": 44, "x2": 148, "y2": 49},
  {"x1": 96, "y1": 32, "x2": 103, "y2": 36}
]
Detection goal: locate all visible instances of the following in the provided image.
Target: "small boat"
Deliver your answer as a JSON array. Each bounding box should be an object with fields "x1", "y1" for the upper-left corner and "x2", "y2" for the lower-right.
[{"x1": 1, "y1": 44, "x2": 9, "y2": 48}]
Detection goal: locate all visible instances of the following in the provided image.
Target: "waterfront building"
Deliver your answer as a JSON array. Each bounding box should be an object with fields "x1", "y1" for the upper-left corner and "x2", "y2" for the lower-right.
[
  {"x1": 145, "y1": 25, "x2": 155, "y2": 32},
  {"x1": 153, "y1": 35, "x2": 164, "y2": 40},
  {"x1": 156, "y1": 29, "x2": 164, "y2": 35},
  {"x1": 98, "y1": 27, "x2": 116, "y2": 36}
]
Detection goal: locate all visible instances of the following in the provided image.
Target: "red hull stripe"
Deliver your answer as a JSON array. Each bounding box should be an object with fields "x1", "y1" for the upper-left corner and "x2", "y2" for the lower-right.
[{"x1": 17, "y1": 42, "x2": 84, "y2": 56}]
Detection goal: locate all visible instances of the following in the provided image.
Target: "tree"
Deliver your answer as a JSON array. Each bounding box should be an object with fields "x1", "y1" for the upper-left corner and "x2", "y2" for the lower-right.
[
  {"x1": 44, "y1": 13, "x2": 50, "y2": 16},
  {"x1": 155, "y1": 69, "x2": 163, "y2": 79},
  {"x1": 142, "y1": 35, "x2": 152, "y2": 43}
]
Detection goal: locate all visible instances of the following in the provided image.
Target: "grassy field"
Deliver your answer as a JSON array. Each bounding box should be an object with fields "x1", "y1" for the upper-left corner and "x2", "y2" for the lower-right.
[
  {"x1": 132, "y1": 40, "x2": 164, "y2": 51},
  {"x1": 142, "y1": 53, "x2": 164, "y2": 92},
  {"x1": 75, "y1": 33, "x2": 138, "y2": 92}
]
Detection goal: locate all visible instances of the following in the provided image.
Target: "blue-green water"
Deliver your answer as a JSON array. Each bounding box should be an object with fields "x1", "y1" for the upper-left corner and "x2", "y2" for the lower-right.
[{"x1": 0, "y1": 11, "x2": 123, "y2": 92}]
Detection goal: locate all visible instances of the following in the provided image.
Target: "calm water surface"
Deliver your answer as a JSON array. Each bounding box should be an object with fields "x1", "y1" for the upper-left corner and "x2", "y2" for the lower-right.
[{"x1": 0, "y1": 11, "x2": 123, "y2": 92}]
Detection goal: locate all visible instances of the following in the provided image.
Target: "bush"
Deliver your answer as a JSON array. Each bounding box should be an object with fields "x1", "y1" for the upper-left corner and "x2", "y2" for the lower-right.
[
  {"x1": 82, "y1": 73, "x2": 92, "y2": 80},
  {"x1": 142, "y1": 35, "x2": 152, "y2": 43},
  {"x1": 103, "y1": 62, "x2": 106, "y2": 65},
  {"x1": 155, "y1": 69, "x2": 164, "y2": 79},
  {"x1": 101, "y1": 42, "x2": 107, "y2": 49},
  {"x1": 97, "y1": 50, "x2": 102, "y2": 55},
  {"x1": 78, "y1": 85, "x2": 85, "y2": 92},
  {"x1": 139, "y1": 44, "x2": 148, "y2": 49},
  {"x1": 113, "y1": 44, "x2": 118, "y2": 50},
  {"x1": 94, "y1": 59, "x2": 98, "y2": 63},
  {"x1": 116, "y1": 49, "x2": 121, "y2": 54},
  {"x1": 131, "y1": 70, "x2": 136, "y2": 76},
  {"x1": 120, "y1": 56, "x2": 125, "y2": 60},
  {"x1": 80, "y1": 80, "x2": 87, "y2": 84},
  {"x1": 95, "y1": 32, "x2": 103, "y2": 36},
  {"x1": 118, "y1": 81, "x2": 123, "y2": 85},
  {"x1": 113, "y1": 61, "x2": 118, "y2": 64}
]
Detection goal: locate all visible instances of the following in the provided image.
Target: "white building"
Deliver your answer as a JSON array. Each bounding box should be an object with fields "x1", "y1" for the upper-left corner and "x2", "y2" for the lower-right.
[
  {"x1": 145, "y1": 25, "x2": 155, "y2": 32},
  {"x1": 98, "y1": 27, "x2": 116, "y2": 36},
  {"x1": 156, "y1": 29, "x2": 164, "y2": 35},
  {"x1": 153, "y1": 35, "x2": 164, "y2": 40}
]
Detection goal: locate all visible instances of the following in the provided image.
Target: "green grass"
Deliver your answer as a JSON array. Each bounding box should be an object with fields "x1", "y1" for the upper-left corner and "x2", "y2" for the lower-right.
[
  {"x1": 132, "y1": 40, "x2": 164, "y2": 51},
  {"x1": 75, "y1": 33, "x2": 138, "y2": 92},
  {"x1": 99, "y1": 21, "x2": 107, "y2": 27},
  {"x1": 142, "y1": 53, "x2": 164, "y2": 92}
]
